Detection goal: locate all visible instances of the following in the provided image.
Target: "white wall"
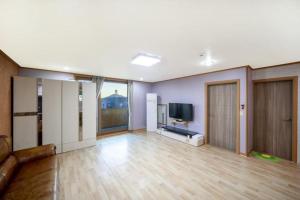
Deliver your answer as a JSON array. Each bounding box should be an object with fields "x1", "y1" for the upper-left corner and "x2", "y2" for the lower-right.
[{"x1": 252, "y1": 63, "x2": 300, "y2": 163}]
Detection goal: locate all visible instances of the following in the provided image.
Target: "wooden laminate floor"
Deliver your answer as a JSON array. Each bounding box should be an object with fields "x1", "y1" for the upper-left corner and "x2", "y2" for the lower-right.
[{"x1": 58, "y1": 132, "x2": 300, "y2": 200}]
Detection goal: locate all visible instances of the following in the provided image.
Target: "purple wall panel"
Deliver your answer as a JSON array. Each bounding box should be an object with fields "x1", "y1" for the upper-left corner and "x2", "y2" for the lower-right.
[
  {"x1": 132, "y1": 81, "x2": 152, "y2": 130},
  {"x1": 247, "y1": 68, "x2": 253, "y2": 154},
  {"x1": 152, "y1": 67, "x2": 247, "y2": 153}
]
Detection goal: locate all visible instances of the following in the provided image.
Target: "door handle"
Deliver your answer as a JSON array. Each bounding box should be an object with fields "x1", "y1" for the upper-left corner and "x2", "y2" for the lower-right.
[{"x1": 283, "y1": 119, "x2": 292, "y2": 122}]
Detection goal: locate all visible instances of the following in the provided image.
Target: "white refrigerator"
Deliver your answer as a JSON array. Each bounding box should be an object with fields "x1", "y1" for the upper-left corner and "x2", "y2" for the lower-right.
[{"x1": 146, "y1": 93, "x2": 157, "y2": 132}]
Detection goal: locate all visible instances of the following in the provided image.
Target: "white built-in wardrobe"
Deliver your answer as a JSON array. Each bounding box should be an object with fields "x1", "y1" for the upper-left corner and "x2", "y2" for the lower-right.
[{"x1": 13, "y1": 76, "x2": 96, "y2": 153}]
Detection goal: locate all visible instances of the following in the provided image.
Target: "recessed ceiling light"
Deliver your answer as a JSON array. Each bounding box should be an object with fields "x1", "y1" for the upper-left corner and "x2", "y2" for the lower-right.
[
  {"x1": 63, "y1": 67, "x2": 70, "y2": 71},
  {"x1": 131, "y1": 52, "x2": 161, "y2": 67},
  {"x1": 200, "y1": 51, "x2": 217, "y2": 67},
  {"x1": 139, "y1": 77, "x2": 144, "y2": 81},
  {"x1": 200, "y1": 57, "x2": 217, "y2": 67}
]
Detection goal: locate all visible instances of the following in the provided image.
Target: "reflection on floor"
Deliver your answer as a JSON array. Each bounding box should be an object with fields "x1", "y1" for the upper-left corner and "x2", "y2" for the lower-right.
[
  {"x1": 58, "y1": 132, "x2": 300, "y2": 200},
  {"x1": 100, "y1": 125, "x2": 128, "y2": 134}
]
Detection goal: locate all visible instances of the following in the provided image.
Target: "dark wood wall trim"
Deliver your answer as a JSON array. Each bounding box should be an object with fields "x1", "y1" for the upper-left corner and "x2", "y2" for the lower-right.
[
  {"x1": 253, "y1": 61, "x2": 300, "y2": 71},
  {"x1": 155, "y1": 66, "x2": 250, "y2": 83},
  {"x1": 246, "y1": 68, "x2": 249, "y2": 155},
  {"x1": 0, "y1": 50, "x2": 21, "y2": 68},
  {"x1": 0, "y1": 50, "x2": 20, "y2": 148},
  {"x1": 19, "y1": 61, "x2": 300, "y2": 84}
]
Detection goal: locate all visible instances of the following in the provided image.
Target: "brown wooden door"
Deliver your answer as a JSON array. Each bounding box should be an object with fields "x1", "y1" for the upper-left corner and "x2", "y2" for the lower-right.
[
  {"x1": 208, "y1": 83, "x2": 237, "y2": 152},
  {"x1": 253, "y1": 80, "x2": 293, "y2": 160}
]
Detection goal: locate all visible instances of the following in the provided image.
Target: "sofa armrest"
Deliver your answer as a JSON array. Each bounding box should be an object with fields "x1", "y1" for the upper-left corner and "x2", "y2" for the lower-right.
[{"x1": 13, "y1": 144, "x2": 56, "y2": 164}]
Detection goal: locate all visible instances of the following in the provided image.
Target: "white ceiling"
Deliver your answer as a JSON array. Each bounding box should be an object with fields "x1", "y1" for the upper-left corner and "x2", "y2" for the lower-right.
[{"x1": 0, "y1": 0, "x2": 300, "y2": 82}]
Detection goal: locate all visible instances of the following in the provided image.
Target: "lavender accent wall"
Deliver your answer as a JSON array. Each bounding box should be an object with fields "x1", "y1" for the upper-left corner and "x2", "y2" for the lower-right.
[
  {"x1": 152, "y1": 67, "x2": 247, "y2": 154},
  {"x1": 132, "y1": 81, "x2": 152, "y2": 130},
  {"x1": 247, "y1": 67, "x2": 253, "y2": 154},
  {"x1": 252, "y1": 63, "x2": 300, "y2": 163}
]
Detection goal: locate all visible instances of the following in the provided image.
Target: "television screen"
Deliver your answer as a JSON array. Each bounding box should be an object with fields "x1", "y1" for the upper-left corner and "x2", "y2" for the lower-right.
[
  {"x1": 169, "y1": 103, "x2": 179, "y2": 118},
  {"x1": 169, "y1": 103, "x2": 193, "y2": 121}
]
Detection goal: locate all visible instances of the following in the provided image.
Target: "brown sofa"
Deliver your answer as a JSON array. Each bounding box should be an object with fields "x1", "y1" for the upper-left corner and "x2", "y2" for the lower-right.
[{"x1": 0, "y1": 135, "x2": 58, "y2": 200}]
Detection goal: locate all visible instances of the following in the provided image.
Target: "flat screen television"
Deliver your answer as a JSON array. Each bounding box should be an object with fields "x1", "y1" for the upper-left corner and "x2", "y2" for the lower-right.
[{"x1": 169, "y1": 103, "x2": 193, "y2": 121}]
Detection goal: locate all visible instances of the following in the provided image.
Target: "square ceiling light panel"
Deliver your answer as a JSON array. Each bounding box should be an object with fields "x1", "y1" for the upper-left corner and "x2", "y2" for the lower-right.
[{"x1": 131, "y1": 53, "x2": 161, "y2": 67}]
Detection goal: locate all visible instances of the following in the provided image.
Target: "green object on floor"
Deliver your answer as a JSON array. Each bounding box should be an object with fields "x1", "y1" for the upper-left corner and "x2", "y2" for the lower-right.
[{"x1": 251, "y1": 151, "x2": 282, "y2": 163}]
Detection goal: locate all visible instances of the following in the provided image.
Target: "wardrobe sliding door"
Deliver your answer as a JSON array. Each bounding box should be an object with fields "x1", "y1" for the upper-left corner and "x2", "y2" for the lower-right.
[
  {"x1": 82, "y1": 82, "x2": 97, "y2": 144},
  {"x1": 13, "y1": 77, "x2": 96, "y2": 153},
  {"x1": 13, "y1": 77, "x2": 38, "y2": 151},
  {"x1": 62, "y1": 81, "x2": 79, "y2": 152},
  {"x1": 43, "y1": 79, "x2": 62, "y2": 153}
]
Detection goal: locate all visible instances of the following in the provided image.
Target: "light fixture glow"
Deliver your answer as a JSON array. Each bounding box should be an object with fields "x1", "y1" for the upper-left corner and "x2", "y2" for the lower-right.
[
  {"x1": 139, "y1": 77, "x2": 144, "y2": 81},
  {"x1": 200, "y1": 57, "x2": 217, "y2": 67},
  {"x1": 200, "y1": 51, "x2": 217, "y2": 67},
  {"x1": 131, "y1": 53, "x2": 161, "y2": 67},
  {"x1": 63, "y1": 66, "x2": 70, "y2": 71}
]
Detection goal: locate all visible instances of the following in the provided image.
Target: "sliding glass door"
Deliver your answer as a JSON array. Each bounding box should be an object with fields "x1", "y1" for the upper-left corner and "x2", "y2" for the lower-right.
[{"x1": 99, "y1": 80, "x2": 128, "y2": 134}]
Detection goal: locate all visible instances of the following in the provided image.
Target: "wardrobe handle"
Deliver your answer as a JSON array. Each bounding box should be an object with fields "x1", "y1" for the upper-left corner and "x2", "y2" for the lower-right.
[{"x1": 13, "y1": 112, "x2": 38, "y2": 117}]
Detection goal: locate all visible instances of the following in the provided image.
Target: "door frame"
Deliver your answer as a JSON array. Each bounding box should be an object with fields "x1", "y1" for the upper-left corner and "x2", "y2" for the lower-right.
[
  {"x1": 97, "y1": 79, "x2": 129, "y2": 136},
  {"x1": 205, "y1": 79, "x2": 240, "y2": 154},
  {"x1": 253, "y1": 76, "x2": 298, "y2": 162}
]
